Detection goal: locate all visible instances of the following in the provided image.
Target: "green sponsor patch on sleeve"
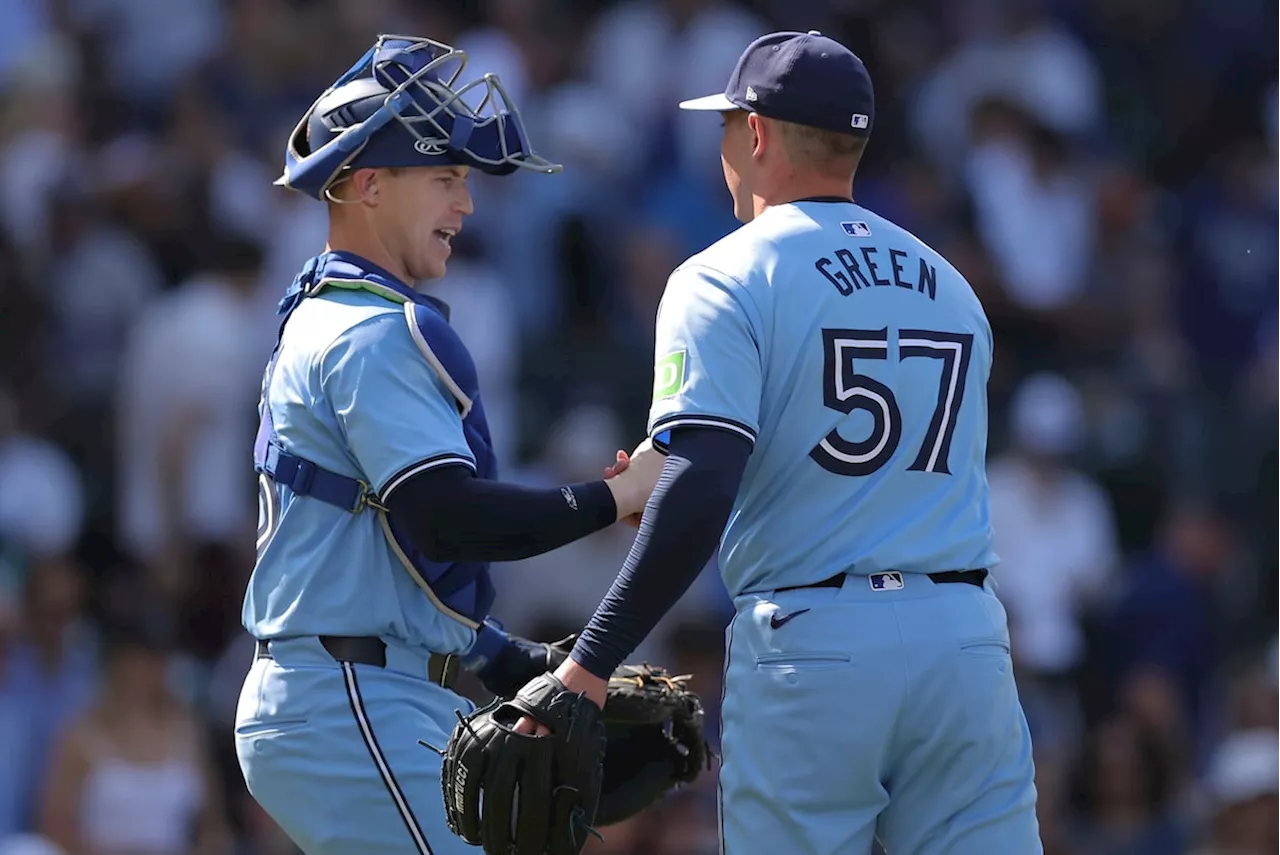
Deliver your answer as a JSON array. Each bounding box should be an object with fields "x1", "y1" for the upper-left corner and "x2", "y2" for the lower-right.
[{"x1": 653, "y1": 350, "x2": 687, "y2": 400}]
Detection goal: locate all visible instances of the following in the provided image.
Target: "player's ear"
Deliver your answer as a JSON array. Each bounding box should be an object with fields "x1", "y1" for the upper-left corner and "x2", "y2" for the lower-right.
[
  {"x1": 350, "y1": 168, "x2": 380, "y2": 205},
  {"x1": 747, "y1": 113, "x2": 765, "y2": 160}
]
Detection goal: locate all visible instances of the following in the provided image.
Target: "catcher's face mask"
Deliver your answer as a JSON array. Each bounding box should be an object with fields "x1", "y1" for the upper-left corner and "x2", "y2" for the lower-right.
[{"x1": 277, "y1": 34, "x2": 561, "y2": 201}]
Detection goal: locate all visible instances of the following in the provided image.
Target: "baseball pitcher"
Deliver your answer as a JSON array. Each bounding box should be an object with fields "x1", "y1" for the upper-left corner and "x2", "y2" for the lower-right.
[{"x1": 446, "y1": 29, "x2": 1043, "y2": 855}]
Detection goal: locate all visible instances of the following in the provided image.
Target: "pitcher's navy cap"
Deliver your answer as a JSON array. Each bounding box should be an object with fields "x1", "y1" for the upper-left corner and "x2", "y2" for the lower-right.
[{"x1": 679, "y1": 30, "x2": 874, "y2": 136}]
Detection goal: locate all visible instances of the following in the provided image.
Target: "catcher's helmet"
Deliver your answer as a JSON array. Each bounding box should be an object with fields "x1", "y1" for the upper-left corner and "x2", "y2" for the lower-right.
[{"x1": 276, "y1": 34, "x2": 560, "y2": 201}]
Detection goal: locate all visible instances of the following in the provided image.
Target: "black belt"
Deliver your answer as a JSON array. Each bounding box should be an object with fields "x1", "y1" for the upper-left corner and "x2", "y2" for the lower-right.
[
  {"x1": 775, "y1": 569, "x2": 988, "y2": 593},
  {"x1": 255, "y1": 635, "x2": 460, "y2": 690}
]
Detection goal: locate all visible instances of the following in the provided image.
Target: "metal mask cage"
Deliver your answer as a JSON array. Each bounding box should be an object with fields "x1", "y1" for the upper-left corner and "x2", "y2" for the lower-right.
[
  {"x1": 278, "y1": 35, "x2": 562, "y2": 200},
  {"x1": 372, "y1": 35, "x2": 560, "y2": 174}
]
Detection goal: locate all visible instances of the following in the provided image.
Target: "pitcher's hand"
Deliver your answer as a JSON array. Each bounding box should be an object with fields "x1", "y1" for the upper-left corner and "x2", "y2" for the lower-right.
[{"x1": 603, "y1": 439, "x2": 665, "y2": 525}]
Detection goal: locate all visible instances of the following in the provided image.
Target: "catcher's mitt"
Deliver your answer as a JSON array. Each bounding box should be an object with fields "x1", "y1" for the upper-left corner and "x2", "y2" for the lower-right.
[
  {"x1": 441, "y1": 672, "x2": 605, "y2": 855},
  {"x1": 596, "y1": 663, "x2": 711, "y2": 826}
]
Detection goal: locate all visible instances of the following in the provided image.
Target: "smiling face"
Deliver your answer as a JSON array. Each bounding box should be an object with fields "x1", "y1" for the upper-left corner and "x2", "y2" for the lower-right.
[
  {"x1": 370, "y1": 164, "x2": 474, "y2": 281},
  {"x1": 328, "y1": 163, "x2": 475, "y2": 283}
]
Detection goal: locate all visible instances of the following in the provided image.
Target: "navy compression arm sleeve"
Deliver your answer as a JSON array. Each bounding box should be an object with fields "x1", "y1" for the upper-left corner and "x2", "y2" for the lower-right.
[
  {"x1": 569, "y1": 427, "x2": 751, "y2": 678},
  {"x1": 386, "y1": 466, "x2": 616, "y2": 563}
]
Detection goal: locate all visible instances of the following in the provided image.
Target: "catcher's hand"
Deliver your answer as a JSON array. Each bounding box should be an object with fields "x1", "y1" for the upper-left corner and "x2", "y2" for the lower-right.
[
  {"x1": 596, "y1": 663, "x2": 711, "y2": 825},
  {"x1": 474, "y1": 632, "x2": 575, "y2": 699},
  {"x1": 441, "y1": 672, "x2": 606, "y2": 855}
]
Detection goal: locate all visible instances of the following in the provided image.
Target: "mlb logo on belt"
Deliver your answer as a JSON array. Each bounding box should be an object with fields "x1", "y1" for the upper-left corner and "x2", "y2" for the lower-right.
[{"x1": 869, "y1": 572, "x2": 904, "y2": 591}]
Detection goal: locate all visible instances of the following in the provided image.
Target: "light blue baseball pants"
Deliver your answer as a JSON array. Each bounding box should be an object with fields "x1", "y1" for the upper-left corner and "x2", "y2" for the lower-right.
[
  {"x1": 718, "y1": 572, "x2": 1042, "y2": 854},
  {"x1": 234, "y1": 636, "x2": 474, "y2": 855}
]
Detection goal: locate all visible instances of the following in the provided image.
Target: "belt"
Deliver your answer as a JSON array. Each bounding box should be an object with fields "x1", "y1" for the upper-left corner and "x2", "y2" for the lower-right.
[
  {"x1": 255, "y1": 635, "x2": 460, "y2": 690},
  {"x1": 775, "y1": 568, "x2": 988, "y2": 594}
]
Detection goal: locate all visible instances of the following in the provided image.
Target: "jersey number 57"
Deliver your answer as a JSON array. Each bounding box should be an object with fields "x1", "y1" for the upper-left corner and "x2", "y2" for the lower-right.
[{"x1": 810, "y1": 327, "x2": 974, "y2": 477}]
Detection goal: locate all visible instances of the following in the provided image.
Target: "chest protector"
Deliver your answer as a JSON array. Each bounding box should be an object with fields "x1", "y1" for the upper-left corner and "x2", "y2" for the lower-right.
[{"x1": 253, "y1": 251, "x2": 496, "y2": 629}]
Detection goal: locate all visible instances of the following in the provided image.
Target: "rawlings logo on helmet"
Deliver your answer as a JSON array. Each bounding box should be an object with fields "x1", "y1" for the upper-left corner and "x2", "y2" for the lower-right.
[
  {"x1": 414, "y1": 138, "x2": 449, "y2": 156},
  {"x1": 275, "y1": 34, "x2": 562, "y2": 202}
]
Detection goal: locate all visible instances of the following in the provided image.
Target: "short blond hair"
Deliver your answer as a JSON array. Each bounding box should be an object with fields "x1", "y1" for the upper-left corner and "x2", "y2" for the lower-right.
[{"x1": 774, "y1": 119, "x2": 866, "y2": 172}]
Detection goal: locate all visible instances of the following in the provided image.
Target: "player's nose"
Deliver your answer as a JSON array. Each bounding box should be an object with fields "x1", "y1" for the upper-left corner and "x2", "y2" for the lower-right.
[{"x1": 455, "y1": 184, "x2": 474, "y2": 216}]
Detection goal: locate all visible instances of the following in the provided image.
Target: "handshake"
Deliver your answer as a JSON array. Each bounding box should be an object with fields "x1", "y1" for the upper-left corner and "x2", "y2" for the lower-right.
[{"x1": 600, "y1": 437, "x2": 668, "y2": 527}]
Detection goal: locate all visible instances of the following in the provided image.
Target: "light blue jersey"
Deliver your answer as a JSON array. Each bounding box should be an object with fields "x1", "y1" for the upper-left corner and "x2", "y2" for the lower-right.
[
  {"x1": 244, "y1": 285, "x2": 477, "y2": 658},
  {"x1": 649, "y1": 199, "x2": 998, "y2": 597}
]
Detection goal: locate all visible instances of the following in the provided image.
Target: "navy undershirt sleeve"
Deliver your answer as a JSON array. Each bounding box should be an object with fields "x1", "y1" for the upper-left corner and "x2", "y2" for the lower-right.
[
  {"x1": 386, "y1": 466, "x2": 617, "y2": 563},
  {"x1": 569, "y1": 427, "x2": 751, "y2": 679}
]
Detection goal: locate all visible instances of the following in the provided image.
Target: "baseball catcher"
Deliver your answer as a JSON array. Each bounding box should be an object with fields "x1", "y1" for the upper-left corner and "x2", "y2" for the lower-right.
[{"x1": 441, "y1": 661, "x2": 709, "y2": 854}]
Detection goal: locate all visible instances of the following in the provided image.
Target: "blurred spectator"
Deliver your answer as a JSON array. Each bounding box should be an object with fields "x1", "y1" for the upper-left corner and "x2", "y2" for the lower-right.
[
  {"x1": 37, "y1": 620, "x2": 230, "y2": 855},
  {"x1": 586, "y1": 0, "x2": 766, "y2": 173},
  {"x1": 963, "y1": 98, "x2": 1096, "y2": 324},
  {"x1": 1190, "y1": 729, "x2": 1279, "y2": 855},
  {"x1": 1177, "y1": 138, "x2": 1278, "y2": 382},
  {"x1": 909, "y1": 0, "x2": 1102, "y2": 177},
  {"x1": 513, "y1": 216, "x2": 659, "y2": 456},
  {"x1": 989, "y1": 373, "x2": 1118, "y2": 763},
  {"x1": 0, "y1": 31, "x2": 83, "y2": 259},
  {"x1": 454, "y1": 0, "x2": 534, "y2": 115},
  {"x1": 44, "y1": 177, "x2": 166, "y2": 414},
  {"x1": 1106, "y1": 500, "x2": 1240, "y2": 760},
  {"x1": 0, "y1": 562, "x2": 95, "y2": 840},
  {"x1": 0, "y1": 836, "x2": 65, "y2": 855},
  {"x1": 67, "y1": 0, "x2": 226, "y2": 120},
  {"x1": 1069, "y1": 715, "x2": 1190, "y2": 855},
  {"x1": 0, "y1": 388, "x2": 85, "y2": 561},
  {"x1": 115, "y1": 237, "x2": 271, "y2": 596}
]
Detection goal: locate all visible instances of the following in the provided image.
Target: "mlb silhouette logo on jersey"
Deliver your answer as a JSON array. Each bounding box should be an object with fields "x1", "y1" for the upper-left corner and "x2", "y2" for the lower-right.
[
  {"x1": 841, "y1": 221, "x2": 872, "y2": 237},
  {"x1": 869, "y1": 572, "x2": 904, "y2": 591}
]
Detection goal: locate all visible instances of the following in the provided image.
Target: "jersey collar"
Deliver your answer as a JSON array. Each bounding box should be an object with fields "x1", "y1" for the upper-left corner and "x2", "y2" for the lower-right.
[
  {"x1": 307, "y1": 251, "x2": 451, "y2": 320},
  {"x1": 790, "y1": 195, "x2": 855, "y2": 204}
]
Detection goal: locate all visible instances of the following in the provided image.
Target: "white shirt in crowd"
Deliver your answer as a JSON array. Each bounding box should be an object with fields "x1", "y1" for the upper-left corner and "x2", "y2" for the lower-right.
[
  {"x1": 988, "y1": 454, "x2": 1118, "y2": 674},
  {"x1": 116, "y1": 275, "x2": 274, "y2": 560}
]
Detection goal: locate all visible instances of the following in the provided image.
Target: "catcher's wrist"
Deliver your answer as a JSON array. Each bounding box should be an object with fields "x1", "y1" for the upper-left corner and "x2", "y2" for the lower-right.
[{"x1": 458, "y1": 619, "x2": 508, "y2": 675}]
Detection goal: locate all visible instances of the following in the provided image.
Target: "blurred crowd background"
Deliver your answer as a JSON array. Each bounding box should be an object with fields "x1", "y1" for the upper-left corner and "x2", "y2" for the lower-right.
[{"x1": 0, "y1": 0, "x2": 1275, "y2": 854}]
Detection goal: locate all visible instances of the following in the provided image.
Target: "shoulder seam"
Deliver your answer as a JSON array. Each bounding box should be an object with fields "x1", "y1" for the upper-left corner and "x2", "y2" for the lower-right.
[
  {"x1": 673, "y1": 261, "x2": 748, "y2": 291},
  {"x1": 668, "y1": 262, "x2": 765, "y2": 344}
]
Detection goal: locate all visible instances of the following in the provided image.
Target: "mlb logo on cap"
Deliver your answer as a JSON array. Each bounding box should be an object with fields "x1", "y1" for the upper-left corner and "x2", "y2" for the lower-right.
[
  {"x1": 851, "y1": 114, "x2": 869, "y2": 129},
  {"x1": 842, "y1": 221, "x2": 872, "y2": 237},
  {"x1": 869, "y1": 572, "x2": 904, "y2": 591}
]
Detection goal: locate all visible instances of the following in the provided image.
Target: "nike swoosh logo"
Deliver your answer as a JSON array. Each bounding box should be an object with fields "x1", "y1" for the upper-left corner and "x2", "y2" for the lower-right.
[{"x1": 769, "y1": 608, "x2": 810, "y2": 630}]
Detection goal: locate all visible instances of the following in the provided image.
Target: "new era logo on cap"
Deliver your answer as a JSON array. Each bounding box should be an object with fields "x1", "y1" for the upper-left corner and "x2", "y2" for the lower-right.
[
  {"x1": 745, "y1": 86, "x2": 758, "y2": 102},
  {"x1": 841, "y1": 221, "x2": 872, "y2": 237}
]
